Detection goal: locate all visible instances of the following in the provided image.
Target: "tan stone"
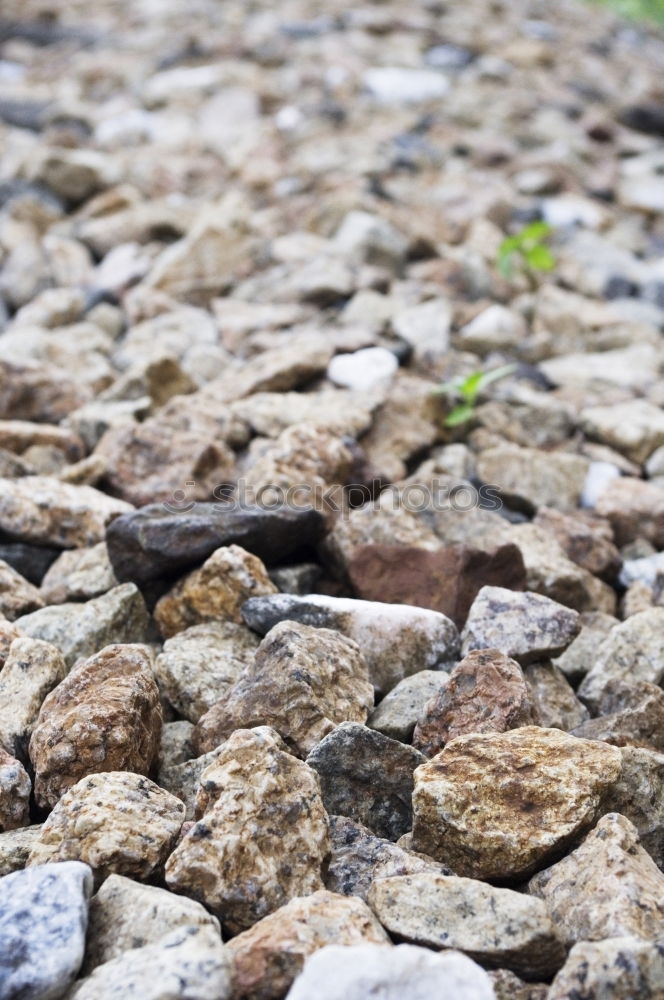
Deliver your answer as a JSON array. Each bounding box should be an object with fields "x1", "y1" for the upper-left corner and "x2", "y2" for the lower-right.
[
  {"x1": 0, "y1": 637, "x2": 66, "y2": 762},
  {"x1": 596, "y1": 477, "x2": 664, "y2": 548},
  {"x1": 29, "y1": 644, "x2": 162, "y2": 808},
  {"x1": 524, "y1": 662, "x2": 589, "y2": 731},
  {"x1": 0, "y1": 825, "x2": 42, "y2": 877},
  {"x1": 0, "y1": 748, "x2": 31, "y2": 832},
  {"x1": 40, "y1": 543, "x2": 117, "y2": 604},
  {"x1": 578, "y1": 608, "x2": 664, "y2": 710},
  {"x1": 0, "y1": 560, "x2": 44, "y2": 620},
  {"x1": 476, "y1": 444, "x2": 588, "y2": 512}
]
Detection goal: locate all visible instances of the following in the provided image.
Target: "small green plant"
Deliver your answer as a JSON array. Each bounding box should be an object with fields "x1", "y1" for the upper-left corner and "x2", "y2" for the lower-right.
[
  {"x1": 497, "y1": 221, "x2": 556, "y2": 280},
  {"x1": 434, "y1": 364, "x2": 517, "y2": 427}
]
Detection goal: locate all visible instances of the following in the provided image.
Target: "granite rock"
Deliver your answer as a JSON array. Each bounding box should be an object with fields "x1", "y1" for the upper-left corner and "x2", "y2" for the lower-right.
[
  {"x1": 578, "y1": 609, "x2": 664, "y2": 710},
  {"x1": 0, "y1": 637, "x2": 66, "y2": 762},
  {"x1": 368, "y1": 671, "x2": 449, "y2": 743},
  {"x1": 0, "y1": 749, "x2": 31, "y2": 833},
  {"x1": 547, "y1": 937, "x2": 664, "y2": 1000},
  {"x1": 40, "y1": 543, "x2": 118, "y2": 604}
]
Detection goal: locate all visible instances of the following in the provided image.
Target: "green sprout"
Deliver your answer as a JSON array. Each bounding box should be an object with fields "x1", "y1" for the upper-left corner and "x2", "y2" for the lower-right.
[
  {"x1": 497, "y1": 221, "x2": 556, "y2": 280},
  {"x1": 434, "y1": 364, "x2": 518, "y2": 427}
]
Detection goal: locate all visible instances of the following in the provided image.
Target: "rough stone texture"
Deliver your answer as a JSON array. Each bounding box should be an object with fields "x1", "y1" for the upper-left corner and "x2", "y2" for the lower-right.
[
  {"x1": 324, "y1": 497, "x2": 441, "y2": 574},
  {"x1": 29, "y1": 643, "x2": 162, "y2": 809},
  {"x1": 82, "y1": 873, "x2": 220, "y2": 974},
  {"x1": 411, "y1": 727, "x2": 622, "y2": 879},
  {"x1": 529, "y1": 813, "x2": 664, "y2": 946},
  {"x1": 231, "y1": 390, "x2": 373, "y2": 440},
  {"x1": 572, "y1": 680, "x2": 664, "y2": 753},
  {"x1": 0, "y1": 748, "x2": 31, "y2": 833},
  {"x1": 0, "y1": 559, "x2": 44, "y2": 620},
  {"x1": 0, "y1": 476, "x2": 132, "y2": 548},
  {"x1": 0, "y1": 861, "x2": 93, "y2": 1000},
  {"x1": 226, "y1": 889, "x2": 389, "y2": 1000},
  {"x1": 306, "y1": 723, "x2": 424, "y2": 841},
  {"x1": 16, "y1": 583, "x2": 151, "y2": 666},
  {"x1": 595, "y1": 477, "x2": 664, "y2": 548},
  {"x1": 412, "y1": 649, "x2": 536, "y2": 757},
  {"x1": 461, "y1": 586, "x2": 580, "y2": 665},
  {"x1": 553, "y1": 611, "x2": 618, "y2": 683},
  {"x1": 547, "y1": 937, "x2": 664, "y2": 1000},
  {"x1": 347, "y1": 543, "x2": 526, "y2": 628},
  {"x1": 0, "y1": 359, "x2": 91, "y2": 424},
  {"x1": 40, "y1": 543, "x2": 118, "y2": 604},
  {"x1": 158, "y1": 720, "x2": 195, "y2": 770},
  {"x1": 165, "y1": 727, "x2": 330, "y2": 934},
  {"x1": 106, "y1": 503, "x2": 326, "y2": 584},
  {"x1": 158, "y1": 745, "x2": 225, "y2": 820},
  {"x1": 603, "y1": 747, "x2": 664, "y2": 869},
  {"x1": 285, "y1": 944, "x2": 495, "y2": 1000},
  {"x1": 477, "y1": 444, "x2": 590, "y2": 513},
  {"x1": 489, "y1": 970, "x2": 548, "y2": 1000},
  {"x1": 0, "y1": 637, "x2": 66, "y2": 762},
  {"x1": 241, "y1": 594, "x2": 460, "y2": 695},
  {"x1": 0, "y1": 825, "x2": 42, "y2": 877},
  {"x1": 368, "y1": 873, "x2": 565, "y2": 979},
  {"x1": 68, "y1": 924, "x2": 232, "y2": 1000},
  {"x1": 155, "y1": 621, "x2": 259, "y2": 723},
  {"x1": 582, "y1": 399, "x2": 664, "y2": 465},
  {"x1": 325, "y1": 816, "x2": 450, "y2": 902},
  {"x1": 154, "y1": 545, "x2": 277, "y2": 638},
  {"x1": 578, "y1": 609, "x2": 664, "y2": 710},
  {"x1": 368, "y1": 671, "x2": 449, "y2": 743},
  {"x1": 193, "y1": 622, "x2": 373, "y2": 759},
  {"x1": 524, "y1": 662, "x2": 589, "y2": 731},
  {"x1": 28, "y1": 772, "x2": 185, "y2": 882},
  {"x1": 533, "y1": 506, "x2": 621, "y2": 582}
]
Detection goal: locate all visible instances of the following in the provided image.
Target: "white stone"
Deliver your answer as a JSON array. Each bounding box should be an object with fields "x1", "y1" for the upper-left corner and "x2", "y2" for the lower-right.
[
  {"x1": 363, "y1": 68, "x2": 450, "y2": 104},
  {"x1": 327, "y1": 348, "x2": 398, "y2": 392}
]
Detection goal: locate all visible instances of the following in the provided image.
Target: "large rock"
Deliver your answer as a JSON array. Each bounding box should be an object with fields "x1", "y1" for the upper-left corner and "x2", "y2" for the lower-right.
[
  {"x1": 0, "y1": 476, "x2": 132, "y2": 548},
  {"x1": 368, "y1": 671, "x2": 449, "y2": 743},
  {"x1": 285, "y1": 944, "x2": 495, "y2": 1000},
  {"x1": 578, "y1": 609, "x2": 664, "y2": 710},
  {"x1": 547, "y1": 937, "x2": 664, "y2": 1000},
  {"x1": 411, "y1": 727, "x2": 622, "y2": 879},
  {"x1": 0, "y1": 862, "x2": 92, "y2": 1000},
  {"x1": 476, "y1": 444, "x2": 589, "y2": 513},
  {"x1": 29, "y1": 644, "x2": 162, "y2": 809},
  {"x1": 154, "y1": 545, "x2": 277, "y2": 638},
  {"x1": 106, "y1": 503, "x2": 326, "y2": 584},
  {"x1": 241, "y1": 594, "x2": 459, "y2": 695},
  {"x1": 368, "y1": 873, "x2": 564, "y2": 979},
  {"x1": 412, "y1": 649, "x2": 536, "y2": 757},
  {"x1": 226, "y1": 889, "x2": 389, "y2": 1000},
  {"x1": 28, "y1": 772, "x2": 185, "y2": 882},
  {"x1": 0, "y1": 749, "x2": 30, "y2": 832},
  {"x1": 347, "y1": 543, "x2": 526, "y2": 628},
  {"x1": 155, "y1": 621, "x2": 259, "y2": 723},
  {"x1": 15, "y1": 583, "x2": 150, "y2": 666},
  {"x1": 306, "y1": 723, "x2": 424, "y2": 841},
  {"x1": 533, "y1": 506, "x2": 621, "y2": 582},
  {"x1": 165, "y1": 727, "x2": 329, "y2": 933},
  {"x1": 193, "y1": 622, "x2": 373, "y2": 759},
  {"x1": 0, "y1": 637, "x2": 66, "y2": 762},
  {"x1": 82, "y1": 873, "x2": 220, "y2": 973},
  {"x1": 461, "y1": 586, "x2": 580, "y2": 665},
  {"x1": 529, "y1": 813, "x2": 664, "y2": 946}
]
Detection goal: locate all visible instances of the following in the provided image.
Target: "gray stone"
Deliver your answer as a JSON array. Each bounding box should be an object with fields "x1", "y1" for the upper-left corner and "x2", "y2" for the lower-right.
[
  {"x1": 40, "y1": 543, "x2": 117, "y2": 604},
  {"x1": 0, "y1": 637, "x2": 66, "y2": 762},
  {"x1": 603, "y1": 746, "x2": 664, "y2": 868},
  {"x1": 0, "y1": 825, "x2": 42, "y2": 878},
  {"x1": 524, "y1": 662, "x2": 589, "y2": 731},
  {"x1": 368, "y1": 671, "x2": 449, "y2": 743},
  {"x1": 582, "y1": 399, "x2": 664, "y2": 465},
  {"x1": 548, "y1": 937, "x2": 664, "y2": 1000},
  {"x1": 553, "y1": 611, "x2": 618, "y2": 683},
  {"x1": 578, "y1": 608, "x2": 664, "y2": 710}
]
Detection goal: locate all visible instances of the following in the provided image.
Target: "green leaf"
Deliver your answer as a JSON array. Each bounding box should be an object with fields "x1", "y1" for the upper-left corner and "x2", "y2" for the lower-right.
[
  {"x1": 444, "y1": 402, "x2": 475, "y2": 427},
  {"x1": 458, "y1": 371, "x2": 485, "y2": 403},
  {"x1": 518, "y1": 220, "x2": 552, "y2": 246},
  {"x1": 475, "y1": 363, "x2": 518, "y2": 392},
  {"x1": 524, "y1": 244, "x2": 556, "y2": 272}
]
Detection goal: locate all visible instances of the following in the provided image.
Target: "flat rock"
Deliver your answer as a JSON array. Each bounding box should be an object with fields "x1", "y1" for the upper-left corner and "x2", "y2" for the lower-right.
[
  {"x1": 285, "y1": 944, "x2": 494, "y2": 1000},
  {"x1": 461, "y1": 586, "x2": 580, "y2": 665},
  {"x1": 241, "y1": 594, "x2": 459, "y2": 695},
  {"x1": 16, "y1": 583, "x2": 150, "y2": 666},
  {"x1": 413, "y1": 649, "x2": 536, "y2": 757},
  {"x1": 154, "y1": 545, "x2": 277, "y2": 638},
  {"x1": 523, "y1": 662, "x2": 589, "y2": 731},
  {"x1": 29, "y1": 643, "x2": 162, "y2": 809},
  {"x1": 368, "y1": 671, "x2": 449, "y2": 743},
  {"x1": 578, "y1": 608, "x2": 664, "y2": 710},
  {"x1": 40, "y1": 543, "x2": 118, "y2": 604},
  {"x1": 0, "y1": 637, "x2": 66, "y2": 762},
  {"x1": 155, "y1": 621, "x2": 259, "y2": 723},
  {"x1": 0, "y1": 861, "x2": 92, "y2": 1000},
  {"x1": 368, "y1": 873, "x2": 565, "y2": 979},
  {"x1": 28, "y1": 772, "x2": 185, "y2": 882},
  {"x1": 547, "y1": 937, "x2": 664, "y2": 1000},
  {"x1": 529, "y1": 813, "x2": 664, "y2": 946},
  {"x1": 411, "y1": 727, "x2": 622, "y2": 879},
  {"x1": 82, "y1": 873, "x2": 220, "y2": 974},
  {"x1": 0, "y1": 748, "x2": 30, "y2": 833},
  {"x1": 106, "y1": 503, "x2": 326, "y2": 584},
  {"x1": 194, "y1": 622, "x2": 373, "y2": 759},
  {"x1": 306, "y1": 723, "x2": 424, "y2": 841},
  {"x1": 226, "y1": 889, "x2": 389, "y2": 1000},
  {"x1": 231, "y1": 390, "x2": 373, "y2": 439},
  {"x1": 165, "y1": 727, "x2": 329, "y2": 933},
  {"x1": 347, "y1": 543, "x2": 526, "y2": 628}
]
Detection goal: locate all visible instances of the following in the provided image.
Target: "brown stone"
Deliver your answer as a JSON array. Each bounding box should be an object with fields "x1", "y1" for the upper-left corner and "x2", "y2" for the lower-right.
[
  {"x1": 524, "y1": 662, "x2": 588, "y2": 731},
  {"x1": 413, "y1": 649, "x2": 537, "y2": 757},
  {"x1": 0, "y1": 560, "x2": 44, "y2": 620},
  {"x1": 533, "y1": 507, "x2": 621, "y2": 581},
  {"x1": 29, "y1": 643, "x2": 162, "y2": 808},
  {"x1": 0, "y1": 360, "x2": 91, "y2": 423},
  {"x1": 347, "y1": 543, "x2": 526, "y2": 628}
]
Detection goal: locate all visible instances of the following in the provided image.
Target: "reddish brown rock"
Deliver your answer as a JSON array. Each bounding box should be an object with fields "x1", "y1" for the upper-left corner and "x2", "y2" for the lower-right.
[
  {"x1": 413, "y1": 649, "x2": 537, "y2": 757},
  {"x1": 29, "y1": 644, "x2": 162, "y2": 808},
  {"x1": 347, "y1": 543, "x2": 526, "y2": 628},
  {"x1": 0, "y1": 748, "x2": 31, "y2": 832}
]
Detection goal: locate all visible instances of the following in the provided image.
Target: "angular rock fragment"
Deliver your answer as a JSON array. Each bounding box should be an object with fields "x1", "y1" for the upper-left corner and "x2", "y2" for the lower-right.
[
  {"x1": 572, "y1": 680, "x2": 664, "y2": 752},
  {"x1": 578, "y1": 608, "x2": 664, "y2": 710},
  {"x1": 0, "y1": 359, "x2": 91, "y2": 423},
  {"x1": 0, "y1": 825, "x2": 42, "y2": 877},
  {"x1": 553, "y1": 610, "x2": 618, "y2": 683},
  {"x1": 28, "y1": 772, "x2": 184, "y2": 881},
  {"x1": 307, "y1": 723, "x2": 424, "y2": 841},
  {"x1": 158, "y1": 745, "x2": 225, "y2": 821},
  {"x1": 547, "y1": 937, "x2": 664, "y2": 1000},
  {"x1": 603, "y1": 746, "x2": 664, "y2": 868},
  {"x1": 595, "y1": 477, "x2": 664, "y2": 547},
  {"x1": 0, "y1": 749, "x2": 30, "y2": 832},
  {"x1": 29, "y1": 643, "x2": 162, "y2": 808},
  {"x1": 166, "y1": 727, "x2": 329, "y2": 933},
  {"x1": 0, "y1": 637, "x2": 66, "y2": 761},
  {"x1": 461, "y1": 586, "x2": 580, "y2": 664},
  {"x1": 0, "y1": 559, "x2": 44, "y2": 620},
  {"x1": 476, "y1": 443, "x2": 589, "y2": 512},
  {"x1": 582, "y1": 399, "x2": 664, "y2": 465},
  {"x1": 226, "y1": 889, "x2": 389, "y2": 1000},
  {"x1": 155, "y1": 621, "x2": 259, "y2": 722},
  {"x1": 242, "y1": 594, "x2": 459, "y2": 694},
  {"x1": 412, "y1": 649, "x2": 536, "y2": 757},
  {"x1": 529, "y1": 813, "x2": 664, "y2": 945},
  {"x1": 0, "y1": 861, "x2": 92, "y2": 999},
  {"x1": 533, "y1": 506, "x2": 621, "y2": 581},
  {"x1": 154, "y1": 545, "x2": 277, "y2": 638},
  {"x1": 40, "y1": 542, "x2": 118, "y2": 604},
  {"x1": 368, "y1": 671, "x2": 449, "y2": 743},
  {"x1": 194, "y1": 623, "x2": 373, "y2": 759},
  {"x1": 524, "y1": 662, "x2": 589, "y2": 731},
  {"x1": 411, "y1": 727, "x2": 622, "y2": 879},
  {"x1": 368, "y1": 873, "x2": 565, "y2": 979}
]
